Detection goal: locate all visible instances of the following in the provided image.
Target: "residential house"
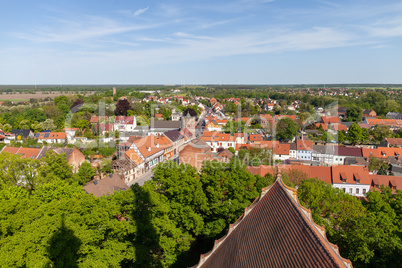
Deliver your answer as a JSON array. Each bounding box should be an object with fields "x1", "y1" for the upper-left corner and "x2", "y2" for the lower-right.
[
  {"x1": 0, "y1": 146, "x2": 41, "y2": 159},
  {"x1": 248, "y1": 134, "x2": 263, "y2": 144},
  {"x1": 333, "y1": 146, "x2": 363, "y2": 165},
  {"x1": 234, "y1": 133, "x2": 245, "y2": 144},
  {"x1": 63, "y1": 128, "x2": 78, "y2": 140},
  {"x1": 259, "y1": 114, "x2": 274, "y2": 129},
  {"x1": 289, "y1": 142, "x2": 297, "y2": 159},
  {"x1": 380, "y1": 138, "x2": 402, "y2": 148},
  {"x1": 10, "y1": 129, "x2": 34, "y2": 141},
  {"x1": 131, "y1": 135, "x2": 166, "y2": 172},
  {"x1": 163, "y1": 129, "x2": 185, "y2": 156},
  {"x1": 99, "y1": 124, "x2": 114, "y2": 135},
  {"x1": 35, "y1": 132, "x2": 67, "y2": 144},
  {"x1": 117, "y1": 149, "x2": 145, "y2": 182},
  {"x1": 83, "y1": 173, "x2": 129, "y2": 197},
  {"x1": 365, "y1": 118, "x2": 402, "y2": 130},
  {"x1": 89, "y1": 116, "x2": 108, "y2": 124},
  {"x1": 180, "y1": 128, "x2": 194, "y2": 143},
  {"x1": 205, "y1": 120, "x2": 224, "y2": 132},
  {"x1": 179, "y1": 138, "x2": 230, "y2": 171},
  {"x1": 114, "y1": 116, "x2": 137, "y2": 132},
  {"x1": 370, "y1": 174, "x2": 402, "y2": 194},
  {"x1": 157, "y1": 135, "x2": 174, "y2": 161},
  {"x1": 272, "y1": 143, "x2": 290, "y2": 161},
  {"x1": 331, "y1": 165, "x2": 371, "y2": 197},
  {"x1": 148, "y1": 119, "x2": 181, "y2": 135},
  {"x1": 363, "y1": 109, "x2": 376, "y2": 118},
  {"x1": 337, "y1": 107, "x2": 348, "y2": 120},
  {"x1": 201, "y1": 132, "x2": 236, "y2": 152},
  {"x1": 171, "y1": 109, "x2": 181, "y2": 121},
  {"x1": 386, "y1": 112, "x2": 402, "y2": 120},
  {"x1": 312, "y1": 144, "x2": 334, "y2": 164},
  {"x1": 295, "y1": 140, "x2": 313, "y2": 161},
  {"x1": 321, "y1": 116, "x2": 341, "y2": 125},
  {"x1": 38, "y1": 146, "x2": 86, "y2": 172}
]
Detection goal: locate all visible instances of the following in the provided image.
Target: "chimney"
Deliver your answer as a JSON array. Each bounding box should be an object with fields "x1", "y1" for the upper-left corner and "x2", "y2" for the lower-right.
[
  {"x1": 156, "y1": 143, "x2": 159, "y2": 148},
  {"x1": 148, "y1": 147, "x2": 151, "y2": 152}
]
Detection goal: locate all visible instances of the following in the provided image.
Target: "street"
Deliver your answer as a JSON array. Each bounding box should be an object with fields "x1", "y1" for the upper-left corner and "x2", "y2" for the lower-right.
[{"x1": 127, "y1": 170, "x2": 154, "y2": 186}]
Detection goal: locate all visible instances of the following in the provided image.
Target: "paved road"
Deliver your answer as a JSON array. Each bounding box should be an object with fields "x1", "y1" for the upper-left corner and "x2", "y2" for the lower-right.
[{"x1": 127, "y1": 170, "x2": 154, "y2": 186}]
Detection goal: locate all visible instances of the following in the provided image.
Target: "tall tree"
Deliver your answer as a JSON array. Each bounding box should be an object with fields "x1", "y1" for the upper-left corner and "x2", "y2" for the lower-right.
[
  {"x1": 346, "y1": 105, "x2": 362, "y2": 122},
  {"x1": 347, "y1": 123, "x2": 362, "y2": 145},
  {"x1": 276, "y1": 118, "x2": 299, "y2": 141},
  {"x1": 114, "y1": 99, "x2": 132, "y2": 116},
  {"x1": 370, "y1": 125, "x2": 393, "y2": 142}
]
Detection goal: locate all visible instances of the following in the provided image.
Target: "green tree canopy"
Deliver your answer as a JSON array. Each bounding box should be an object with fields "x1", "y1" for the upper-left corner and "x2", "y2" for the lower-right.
[{"x1": 275, "y1": 118, "x2": 299, "y2": 141}]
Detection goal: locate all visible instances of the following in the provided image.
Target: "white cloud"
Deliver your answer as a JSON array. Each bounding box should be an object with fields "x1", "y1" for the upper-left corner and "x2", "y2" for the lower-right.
[
  {"x1": 12, "y1": 15, "x2": 160, "y2": 44},
  {"x1": 134, "y1": 7, "x2": 149, "y2": 16}
]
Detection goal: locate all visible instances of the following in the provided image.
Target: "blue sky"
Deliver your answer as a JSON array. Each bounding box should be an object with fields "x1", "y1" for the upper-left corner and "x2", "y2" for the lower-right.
[{"x1": 1, "y1": 0, "x2": 402, "y2": 84}]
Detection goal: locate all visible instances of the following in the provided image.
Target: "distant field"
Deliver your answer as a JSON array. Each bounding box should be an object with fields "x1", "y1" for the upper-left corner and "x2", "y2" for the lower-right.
[{"x1": 0, "y1": 91, "x2": 94, "y2": 101}]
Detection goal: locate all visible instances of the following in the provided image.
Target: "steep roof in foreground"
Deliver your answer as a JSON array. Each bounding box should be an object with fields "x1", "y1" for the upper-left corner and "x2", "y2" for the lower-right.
[{"x1": 194, "y1": 177, "x2": 352, "y2": 268}]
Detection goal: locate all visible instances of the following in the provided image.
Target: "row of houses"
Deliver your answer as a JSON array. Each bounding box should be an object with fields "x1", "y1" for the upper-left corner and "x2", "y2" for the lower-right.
[
  {"x1": 112, "y1": 128, "x2": 194, "y2": 183},
  {"x1": 0, "y1": 145, "x2": 86, "y2": 172},
  {"x1": 248, "y1": 164, "x2": 402, "y2": 197}
]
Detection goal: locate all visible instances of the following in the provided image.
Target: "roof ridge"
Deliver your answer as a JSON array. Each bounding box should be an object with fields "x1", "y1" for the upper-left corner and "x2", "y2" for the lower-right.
[
  {"x1": 194, "y1": 167, "x2": 353, "y2": 268},
  {"x1": 278, "y1": 173, "x2": 352, "y2": 267}
]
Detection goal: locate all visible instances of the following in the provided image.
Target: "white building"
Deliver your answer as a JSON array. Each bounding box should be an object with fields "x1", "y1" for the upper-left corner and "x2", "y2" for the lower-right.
[{"x1": 114, "y1": 116, "x2": 137, "y2": 132}]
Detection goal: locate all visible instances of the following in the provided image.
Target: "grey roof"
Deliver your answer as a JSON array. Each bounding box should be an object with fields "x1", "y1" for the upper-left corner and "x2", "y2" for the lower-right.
[
  {"x1": 289, "y1": 143, "x2": 297, "y2": 150},
  {"x1": 337, "y1": 107, "x2": 348, "y2": 113},
  {"x1": 341, "y1": 122, "x2": 355, "y2": 128},
  {"x1": 390, "y1": 164, "x2": 402, "y2": 175},
  {"x1": 37, "y1": 146, "x2": 74, "y2": 160},
  {"x1": 150, "y1": 120, "x2": 181, "y2": 130},
  {"x1": 10, "y1": 129, "x2": 32, "y2": 138},
  {"x1": 386, "y1": 112, "x2": 402, "y2": 119},
  {"x1": 163, "y1": 129, "x2": 184, "y2": 143},
  {"x1": 188, "y1": 137, "x2": 210, "y2": 149},
  {"x1": 312, "y1": 145, "x2": 334, "y2": 155}
]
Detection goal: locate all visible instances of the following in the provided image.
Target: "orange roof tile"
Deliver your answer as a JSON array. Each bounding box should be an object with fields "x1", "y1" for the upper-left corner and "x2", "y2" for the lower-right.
[
  {"x1": 332, "y1": 165, "x2": 371, "y2": 184},
  {"x1": 321, "y1": 116, "x2": 341, "y2": 124},
  {"x1": 296, "y1": 140, "x2": 313, "y2": 151},
  {"x1": 124, "y1": 149, "x2": 144, "y2": 166}
]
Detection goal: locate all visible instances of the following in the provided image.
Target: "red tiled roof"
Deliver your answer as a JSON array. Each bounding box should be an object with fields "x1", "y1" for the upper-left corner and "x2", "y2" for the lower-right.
[
  {"x1": 249, "y1": 134, "x2": 262, "y2": 142},
  {"x1": 370, "y1": 174, "x2": 402, "y2": 193},
  {"x1": 296, "y1": 140, "x2": 313, "y2": 151},
  {"x1": 386, "y1": 138, "x2": 402, "y2": 146},
  {"x1": 36, "y1": 132, "x2": 66, "y2": 140},
  {"x1": 316, "y1": 123, "x2": 328, "y2": 130},
  {"x1": 332, "y1": 124, "x2": 348, "y2": 132},
  {"x1": 133, "y1": 135, "x2": 170, "y2": 158},
  {"x1": 366, "y1": 118, "x2": 402, "y2": 126},
  {"x1": 1, "y1": 146, "x2": 41, "y2": 159},
  {"x1": 247, "y1": 165, "x2": 277, "y2": 177},
  {"x1": 89, "y1": 116, "x2": 108, "y2": 123},
  {"x1": 331, "y1": 165, "x2": 371, "y2": 185},
  {"x1": 99, "y1": 124, "x2": 114, "y2": 132},
  {"x1": 321, "y1": 116, "x2": 341, "y2": 124},
  {"x1": 273, "y1": 143, "x2": 290, "y2": 155},
  {"x1": 362, "y1": 147, "x2": 402, "y2": 159},
  {"x1": 124, "y1": 149, "x2": 144, "y2": 166},
  {"x1": 202, "y1": 133, "x2": 236, "y2": 142},
  {"x1": 197, "y1": 180, "x2": 351, "y2": 268}
]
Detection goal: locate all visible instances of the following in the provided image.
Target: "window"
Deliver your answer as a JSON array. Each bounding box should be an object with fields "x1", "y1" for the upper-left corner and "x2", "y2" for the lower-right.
[
  {"x1": 342, "y1": 188, "x2": 346, "y2": 193},
  {"x1": 363, "y1": 189, "x2": 366, "y2": 194},
  {"x1": 349, "y1": 188, "x2": 352, "y2": 194},
  {"x1": 356, "y1": 188, "x2": 359, "y2": 194}
]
